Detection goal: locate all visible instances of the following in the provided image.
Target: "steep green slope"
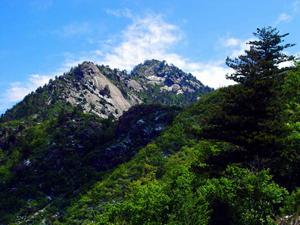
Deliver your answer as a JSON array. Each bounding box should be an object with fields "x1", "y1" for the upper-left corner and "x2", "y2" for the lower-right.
[
  {"x1": 0, "y1": 104, "x2": 180, "y2": 224},
  {"x1": 57, "y1": 64, "x2": 300, "y2": 225}
]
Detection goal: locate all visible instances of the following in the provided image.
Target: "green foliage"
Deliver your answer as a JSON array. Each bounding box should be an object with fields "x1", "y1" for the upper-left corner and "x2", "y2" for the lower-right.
[
  {"x1": 99, "y1": 181, "x2": 171, "y2": 225},
  {"x1": 60, "y1": 138, "x2": 289, "y2": 225},
  {"x1": 202, "y1": 166, "x2": 288, "y2": 225},
  {"x1": 273, "y1": 63, "x2": 300, "y2": 189},
  {"x1": 281, "y1": 188, "x2": 300, "y2": 215},
  {"x1": 0, "y1": 103, "x2": 180, "y2": 224},
  {"x1": 0, "y1": 105, "x2": 116, "y2": 224}
]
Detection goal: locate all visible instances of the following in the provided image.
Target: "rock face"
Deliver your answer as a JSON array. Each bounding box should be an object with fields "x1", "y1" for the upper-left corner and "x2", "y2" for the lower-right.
[{"x1": 59, "y1": 62, "x2": 135, "y2": 118}]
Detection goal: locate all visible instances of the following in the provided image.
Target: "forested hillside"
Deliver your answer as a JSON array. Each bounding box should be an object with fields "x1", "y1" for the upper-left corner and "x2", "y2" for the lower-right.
[
  {"x1": 0, "y1": 27, "x2": 299, "y2": 225},
  {"x1": 57, "y1": 65, "x2": 300, "y2": 225}
]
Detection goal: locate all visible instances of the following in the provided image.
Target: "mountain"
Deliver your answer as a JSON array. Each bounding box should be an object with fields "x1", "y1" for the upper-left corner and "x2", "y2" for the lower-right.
[
  {"x1": 1, "y1": 60, "x2": 211, "y2": 121},
  {"x1": 0, "y1": 59, "x2": 207, "y2": 224}
]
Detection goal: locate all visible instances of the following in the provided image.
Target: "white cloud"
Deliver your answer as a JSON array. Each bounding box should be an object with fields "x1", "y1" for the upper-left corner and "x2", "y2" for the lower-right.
[
  {"x1": 278, "y1": 60, "x2": 296, "y2": 69},
  {"x1": 54, "y1": 22, "x2": 91, "y2": 38},
  {"x1": 220, "y1": 37, "x2": 252, "y2": 58},
  {"x1": 272, "y1": 1, "x2": 300, "y2": 26},
  {"x1": 192, "y1": 63, "x2": 235, "y2": 88},
  {"x1": 222, "y1": 38, "x2": 242, "y2": 48},
  {"x1": 101, "y1": 15, "x2": 182, "y2": 70},
  {"x1": 5, "y1": 74, "x2": 52, "y2": 102},
  {"x1": 29, "y1": 74, "x2": 52, "y2": 88},
  {"x1": 99, "y1": 15, "x2": 235, "y2": 88},
  {"x1": 5, "y1": 84, "x2": 30, "y2": 102},
  {"x1": 230, "y1": 40, "x2": 252, "y2": 58},
  {"x1": 276, "y1": 13, "x2": 292, "y2": 24}
]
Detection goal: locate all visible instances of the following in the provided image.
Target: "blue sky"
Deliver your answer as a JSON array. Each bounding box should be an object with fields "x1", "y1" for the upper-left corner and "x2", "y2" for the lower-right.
[{"x1": 1, "y1": 0, "x2": 300, "y2": 114}]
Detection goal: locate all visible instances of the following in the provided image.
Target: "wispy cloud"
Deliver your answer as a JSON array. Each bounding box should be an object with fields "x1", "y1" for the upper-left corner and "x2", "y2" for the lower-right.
[
  {"x1": 0, "y1": 74, "x2": 52, "y2": 113},
  {"x1": 274, "y1": 1, "x2": 300, "y2": 25},
  {"x1": 54, "y1": 22, "x2": 92, "y2": 38},
  {"x1": 293, "y1": 0, "x2": 300, "y2": 12},
  {"x1": 4, "y1": 74, "x2": 52, "y2": 102},
  {"x1": 105, "y1": 8, "x2": 134, "y2": 19},
  {"x1": 275, "y1": 13, "x2": 293, "y2": 24},
  {"x1": 220, "y1": 37, "x2": 252, "y2": 58},
  {"x1": 222, "y1": 37, "x2": 242, "y2": 48}
]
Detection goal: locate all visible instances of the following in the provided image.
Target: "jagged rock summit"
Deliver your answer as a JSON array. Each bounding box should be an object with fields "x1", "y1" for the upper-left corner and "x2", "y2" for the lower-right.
[{"x1": 131, "y1": 59, "x2": 207, "y2": 95}]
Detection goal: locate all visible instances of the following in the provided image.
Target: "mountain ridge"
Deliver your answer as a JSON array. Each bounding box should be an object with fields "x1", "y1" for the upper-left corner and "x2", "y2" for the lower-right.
[{"x1": 1, "y1": 59, "x2": 212, "y2": 121}]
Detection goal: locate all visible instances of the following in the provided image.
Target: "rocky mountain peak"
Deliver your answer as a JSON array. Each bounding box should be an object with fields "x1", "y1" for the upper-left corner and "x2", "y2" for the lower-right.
[
  {"x1": 130, "y1": 59, "x2": 211, "y2": 95},
  {"x1": 72, "y1": 61, "x2": 100, "y2": 80},
  {"x1": 80, "y1": 61, "x2": 99, "y2": 74}
]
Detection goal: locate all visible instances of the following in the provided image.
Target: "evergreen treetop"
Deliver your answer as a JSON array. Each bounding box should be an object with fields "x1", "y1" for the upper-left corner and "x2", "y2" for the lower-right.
[{"x1": 226, "y1": 27, "x2": 295, "y2": 86}]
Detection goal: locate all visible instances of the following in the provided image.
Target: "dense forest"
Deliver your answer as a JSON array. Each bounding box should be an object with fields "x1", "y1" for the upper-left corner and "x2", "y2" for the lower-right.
[{"x1": 0, "y1": 27, "x2": 299, "y2": 224}]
